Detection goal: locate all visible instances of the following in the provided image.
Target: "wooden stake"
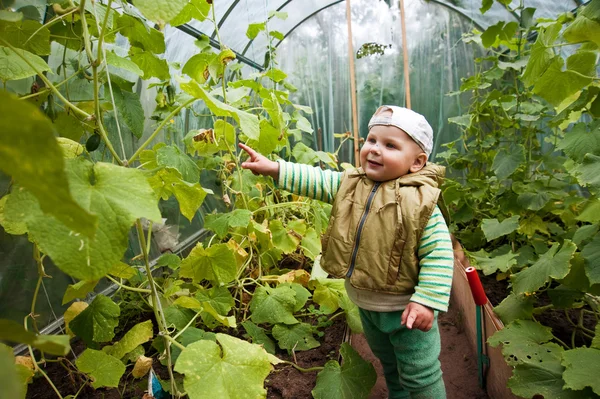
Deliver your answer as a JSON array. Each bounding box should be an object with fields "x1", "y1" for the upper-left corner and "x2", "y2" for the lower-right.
[
  {"x1": 399, "y1": 0, "x2": 411, "y2": 109},
  {"x1": 346, "y1": 0, "x2": 360, "y2": 167}
]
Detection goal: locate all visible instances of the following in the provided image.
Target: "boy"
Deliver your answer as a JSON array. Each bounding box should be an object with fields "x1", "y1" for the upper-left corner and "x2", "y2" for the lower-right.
[{"x1": 239, "y1": 105, "x2": 453, "y2": 399}]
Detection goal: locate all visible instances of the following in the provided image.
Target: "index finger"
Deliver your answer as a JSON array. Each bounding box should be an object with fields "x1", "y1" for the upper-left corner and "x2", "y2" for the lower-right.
[
  {"x1": 238, "y1": 143, "x2": 257, "y2": 159},
  {"x1": 406, "y1": 310, "x2": 417, "y2": 329}
]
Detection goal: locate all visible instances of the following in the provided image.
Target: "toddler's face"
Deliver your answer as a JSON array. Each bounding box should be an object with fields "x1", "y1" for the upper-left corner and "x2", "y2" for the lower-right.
[{"x1": 360, "y1": 120, "x2": 427, "y2": 182}]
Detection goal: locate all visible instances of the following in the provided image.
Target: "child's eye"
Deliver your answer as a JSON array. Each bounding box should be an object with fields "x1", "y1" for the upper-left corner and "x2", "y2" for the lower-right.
[
  {"x1": 368, "y1": 138, "x2": 376, "y2": 143},
  {"x1": 386, "y1": 143, "x2": 396, "y2": 149}
]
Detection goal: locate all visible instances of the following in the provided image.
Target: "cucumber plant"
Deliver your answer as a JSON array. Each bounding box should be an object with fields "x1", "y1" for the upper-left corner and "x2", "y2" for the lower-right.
[
  {"x1": 441, "y1": 1, "x2": 600, "y2": 397},
  {"x1": 0, "y1": 2, "x2": 374, "y2": 398}
]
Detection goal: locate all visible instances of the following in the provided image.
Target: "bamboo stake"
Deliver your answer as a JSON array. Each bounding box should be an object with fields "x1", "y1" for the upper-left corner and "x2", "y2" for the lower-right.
[
  {"x1": 399, "y1": 0, "x2": 412, "y2": 109},
  {"x1": 346, "y1": 0, "x2": 360, "y2": 167}
]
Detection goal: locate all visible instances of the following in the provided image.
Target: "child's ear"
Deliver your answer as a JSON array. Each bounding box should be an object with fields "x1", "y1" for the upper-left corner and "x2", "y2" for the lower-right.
[{"x1": 409, "y1": 153, "x2": 428, "y2": 173}]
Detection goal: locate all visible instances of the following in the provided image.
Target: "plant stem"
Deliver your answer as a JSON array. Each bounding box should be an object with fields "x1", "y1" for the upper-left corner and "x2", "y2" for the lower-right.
[
  {"x1": 135, "y1": 220, "x2": 179, "y2": 396},
  {"x1": 23, "y1": 6, "x2": 80, "y2": 46},
  {"x1": 106, "y1": 275, "x2": 151, "y2": 293},
  {"x1": 162, "y1": 334, "x2": 186, "y2": 351},
  {"x1": 279, "y1": 360, "x2": 324, "y2": 373},
  {"x1": 128, "y1": 98, "x2": 196, "y2": 165},
  {"x1": 96, "y1": 0, "x2": 113, "y2": 63}
]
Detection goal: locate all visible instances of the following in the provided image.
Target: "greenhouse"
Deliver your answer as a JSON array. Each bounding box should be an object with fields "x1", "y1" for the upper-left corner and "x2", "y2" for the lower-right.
[{"x1": 0, "y1": 0, "x2": 599, "y2": 397}]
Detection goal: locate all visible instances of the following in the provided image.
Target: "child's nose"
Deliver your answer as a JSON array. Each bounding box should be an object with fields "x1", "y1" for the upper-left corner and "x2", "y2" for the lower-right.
[{"x1": 370, "y1": 143, "x2": 380, "y2": 154}]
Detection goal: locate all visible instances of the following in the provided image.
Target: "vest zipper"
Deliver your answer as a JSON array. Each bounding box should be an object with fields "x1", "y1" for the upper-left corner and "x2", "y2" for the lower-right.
[{"x1": 346, "y1": 182, "x2": 381, "y2": 278}]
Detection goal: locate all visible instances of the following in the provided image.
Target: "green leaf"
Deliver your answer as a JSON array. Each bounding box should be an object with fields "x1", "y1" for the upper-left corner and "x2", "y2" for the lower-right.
[
  {"x1": 517, "y1": 191, "x2": 551, "y2": 211},
  {"x1": 76, "y1": 349, "x2": 125, "y2": 389},
  {"x1": 70, "y1": 294, "x2": 120, "y2": 345},
  {"x1": 57, "y1": 137, "x2": 84, "y2": 159},
  {"x1": 481, "y1": 215, "x2": 520, "y2": 241},
  {"x1": 480, "y1": 0, "x2": 493, "y2": 14},
  {"x1": 0, "y1": 195, "x2": 27, "y2": 235},
  {"x1": 111, "y1": 86, "x2": 144, "y2": 139},
  {"x1": 280, "y1": 283, "x2": 311, "y2": 312},
  {"x1": 511, "y1": 241, "x2": 577, "y2": 294},
  {"x1": 178, "y1": 327, "x2": 216, "y2": 347},
  {"x1": 577, "y1": 198, "x2": 600, "y2": 223},
  {"x1": 173, "y1": 296, "x2": 203, "y2": 310},
  {"x1": 204, "y1": 209, "x2": 252, "y2": 238},
  {"x1": 249, "y1": 285, "x2": 299, "y2": 325},
  {"x1": 130, "y1": 49, "x2": 170, "y2": 80},
  {"x1": 519, "y1": 214, "x2": 550, "y2": 237},
  {"x1": 558, "y1": 123, "x2": 600, "y2": 162},
  {"x1": 62, "y1": 280, "x2": 98, "y2": 305},
  {"x1": 270, "y1": 219, "x2": 301, "y2": 253},
  {"x1": 181, "y1": 80, "x2": 259, "y2": 140},
  {"x1": 164, "y1": 306, "x2": 195, "y2": 331},
  {"x1": 548, "y1": 285, "x2": 585, "y2": 308},
  {"x1": 533, "y1": 52, "x2": 597, "y2": 107},
  {"x1": 195, "y1": 286, "x2": 235, "y2": 316},
  {"x1": 471, "y1": 250, "x2": 518, "y2": 275},
  {"x1": 582, "y1": 233, "x2": 600, "y2": 285},
  {"x1": 53, "y1": 112, "x2": 85, "y2": 142},
  {"x1": 246, "y1": 22, "x2": 266, "y2": 39},
  {"x1": 492, "y1": 146, "x2": 525, "y2": 179},
  {"x1": 593, "y1": 325, "x2": 600, "y2": 350},
  {"x1": 0, "y1": 46, "x2": 50, "y2": 81},
  {"x1": 264, "y1": 68, "x2": 287, "y2": 83},
  {"x1": 157, "y1": 253, "x2": 181, "y2": 270},
  {"x1": 480, "y1": 21, "x2": 518, "y2": 48},
  {"x1": 562, "y1": 348, "x2": 600, "y2": 395},
  {"x1": 493, "y1": 292, "x2": 535, "y2": 325},
  {"x1": 182, "y1": 52, "x2": 215, "y2": 84},
  {"x1": 488, "y1": 320, "x2": 554, "y2": 365},
  {"x1": 103, "y1": 320, "x2": 153, "y2": 359},
  {"x1": 132, "y1": 0, "x2": 188, "y2": 24},
  {"x1": 170, "y1": 0, "x2": 211, "y2": 26},
  {"x1": 156, "y1": 145, "x2": 200, "y2": 183},
  {"x1": 301, "y1": 227, "x2": 321, "y2": 260},
  {"x1": 523, "y1": 23, "x2": 561, "y2": 87},
  {"x1": 573, "y1": 154, "x2": 600, "y2": 194},
  {"x1": 108, "y1": 262, "x2": 138, "y2": 279},
  {"x1": 0, "y1": 20, "x2": 50, "y2": 55},
  {"x1": 0, "y1": 344, "x2": 26, "y2": 399},
  {"x1": 4, "y1": 159, "x2": 161, "y2": 281},
  {"x1": 563, "y1": 0, "x2": 600, "y2": 46},
  {"x1": 148, "y1": 167, "x2": 207, "y2": 221},
  {"x1": 0, "y1": 10, "x2": 23, "y2": 22},
  {"x1": 272, "y1": 322, "x2": 320, "y2": 351},
  {"x1": 180, "y1": 243, "x2": 237, "y2": 285},
  {"x1": 174, "y1": 333, "x2": 273, "y2": 399},
  {"x1": 0, "y1": 319, "x2": 70, "y2": 356},
  {"x1": 117, "y1": 14, "x2": 165, "y2": 54},
  {"x1": 0, "y1": 91, "x2": 96, "y2": 238},
  {"x1": 312, "y1": 279, "x2": 345, "y2": 314},
  {"x1": 339, "y1": 293, "x2": 363, "y2": 333},
  {"x1": 312, "y1": 343, "x2": 377, "y2": 399},
  {"x1": 105, "y1": 51, "x2": 143, "y2": 77},
  {"x1": 241, "y1": 321, "x2": 276, "y2": 355}
]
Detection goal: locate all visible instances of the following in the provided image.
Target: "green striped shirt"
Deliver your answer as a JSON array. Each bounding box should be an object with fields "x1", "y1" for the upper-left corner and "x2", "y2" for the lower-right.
[{"x1": 277, "y1": 160, "x2": 453, "y2": 312}]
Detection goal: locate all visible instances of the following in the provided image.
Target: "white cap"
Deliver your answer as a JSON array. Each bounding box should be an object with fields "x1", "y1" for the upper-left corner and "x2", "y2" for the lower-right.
[{"x1": 368, "y1": 105, "x2": 433, "y2": 157}]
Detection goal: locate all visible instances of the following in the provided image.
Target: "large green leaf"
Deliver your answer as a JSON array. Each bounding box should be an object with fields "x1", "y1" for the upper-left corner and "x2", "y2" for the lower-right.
[
  {"x1": 312, "y1": 279, "x2": 345, "y2": 314},
  {"x1": 130, "y1": 49, "x2": 170, "y2": 80},
  {"x1": 182, "y1": 52, "x2": 215, "y2": 84},
  {"x1": 4, "y1": 159, "x2": 161, "y2": 281},
  {"x1": 533, "y1": 52, "x2": 597, "y2": 107},
  {"x1": 339, "y1": 293, "x2": 363, "y2": 333},
  {"x1": 280, "y1": 282, "x2": 311, "y2": 312},
  {"x1": 562, "y1": 348, "x2": 600, "y2": 395},
  {"x1": 76, "y1": 349, "x2": 125, "y2": 389},
  {"x1": 204, "y1": 209, "x2": 252, "y2": 238},
  {"x1": 582, "y1": 233, "x2": 600, "y2": 285},
  {"x1": 104, "y1": 51, "x2": 143, "y2": 77},
  {"x1": 0, "y1": 91, "x2": 96, "y2": 238},
  {"x1": 117, "y1": 14, "x2": 165, "y2": 54},
  {"x1": 164, "y1": 306, "x2": 195, "y2": 331},
  {"x1": 522, "y1": 23, "x2": 561, "y2": 87},
  {"x1": 573, "y1": 154, "x2": 600, "y2": 194},
  {"x1": 312, "y1": 343, "x2": 377, "y2": 399},
  {"x1": 249, "y1": 285, "x2": 298, "y2": 325},
  {"x1": 69, "y1": 294, "x2": 120, "y2": 345},
  {"x1": 0, "y1": 20, "x2": 50, "y2": 55},
  {"x1": 492, "y1": 146, "x2": 525, "y2": 180},
  {"x1": 112, "y1": 85, "x2": 144, "y2": 139},
  {"x1": 174, "y1": 333, "x2": 273, "y2": 399},
  {"x1": 471, "y1": 250, "x2": 518, "y2": 275},
  {"x1": 481, "y1": 215, "x2": 520, "y2": 241},
  {"x1": 511, "y1": 241, "x2": 577, "y2": 294},
  {"x1": 0, "y1": 344, "x2": 25, "y2": 399},
  {"x1": 195, "y1": 286, "x2": 235, "y2": 315},
  {"x1": 133, "y1": 0, "x2": 188, "y2": 25},
  {"x1": 480, "y1": 21, "x2": 518, "y2": 48},
  {"x1": 563, "y1": 0, "x2": 600, "y2": 46},
  {"x1": 488, "y1": 320, "x2": 555, "y2": 366},
  {"x1": 171, "y1": 0, "x2": 211, "y2": 26},
  {"x1": 301, "y1": 228, "x2": 321, "y2": 260},
  {"x1": 272, "y1": 322, "x2": 320, "y2": 351},
  {"x1": 0, "y1": 46, "x2": 50, "y2": 81},
  {"x1": 270, "y1": 219, "x2": 301, "y2": 253},
  {"x1": 558, "y1": 123, "x2": 600, "y2": 162},
  {"x1": 62, "y1": 280, "x2": 98, "y2": 305},
  {"x1": 156, "y1": 145, "x2": 200, "y2": 183},
  {"x1": 148, "y1": 167, "x2": 207, "y2": 221},
  {"x1": 517, "y1": 191, "x2": 551, "y2": 211},
  {"x1": 103, "y1": 320, "x2": 153, "y2": 359},
  {"x1": 493, "y1": 292, "x2": 535, "y2": 325},
  {"x1": 180, "y1": 243, "x2": 237, "y2": 284},
  {"x1": 181, "y1": 80, "x2": 259, "y2": 140},
  {"x1": 0, "y1": 319, "x2": 70, "y2": 356}
]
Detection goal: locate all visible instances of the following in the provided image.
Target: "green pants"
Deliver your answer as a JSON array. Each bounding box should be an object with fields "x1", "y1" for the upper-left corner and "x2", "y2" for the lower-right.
[{"x1": 359, "y1": 308, "x2": 446, "y2": 399}]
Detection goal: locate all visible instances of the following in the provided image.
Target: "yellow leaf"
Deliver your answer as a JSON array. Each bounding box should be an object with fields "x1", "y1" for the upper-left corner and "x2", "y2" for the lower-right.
[
  {"x1": 64, "y1": 302, "x2": 88, "y2": 337},
  {"x1": 15, "y1": 356, "x2": 34, "y2": 370},
  {"x1": 132, "y1": 355, "x2": 152, "y2": 378}
]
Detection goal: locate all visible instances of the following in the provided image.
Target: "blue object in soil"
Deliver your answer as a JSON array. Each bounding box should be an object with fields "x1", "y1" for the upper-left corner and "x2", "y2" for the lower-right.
[{"x1": 148, "y1": 368, "x2": 169, "y2": 399}]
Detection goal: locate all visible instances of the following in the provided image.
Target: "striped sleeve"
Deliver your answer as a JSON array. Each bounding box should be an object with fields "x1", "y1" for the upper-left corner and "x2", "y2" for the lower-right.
[
  {"x1": 410, "y1": 206, "x2": 454, "y2": 312},
  {"x1": 276, "y1": 160, "x2": 342, "y2": 204}
]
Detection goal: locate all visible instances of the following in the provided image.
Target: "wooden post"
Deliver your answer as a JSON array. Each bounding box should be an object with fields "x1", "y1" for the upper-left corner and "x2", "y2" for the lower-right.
[
  {"x1": 399, "y1": 0, "x2": 411, "y2": 109},
  {"x1": 346, "y1": 0, "x2": 360, "y2": 167}
]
